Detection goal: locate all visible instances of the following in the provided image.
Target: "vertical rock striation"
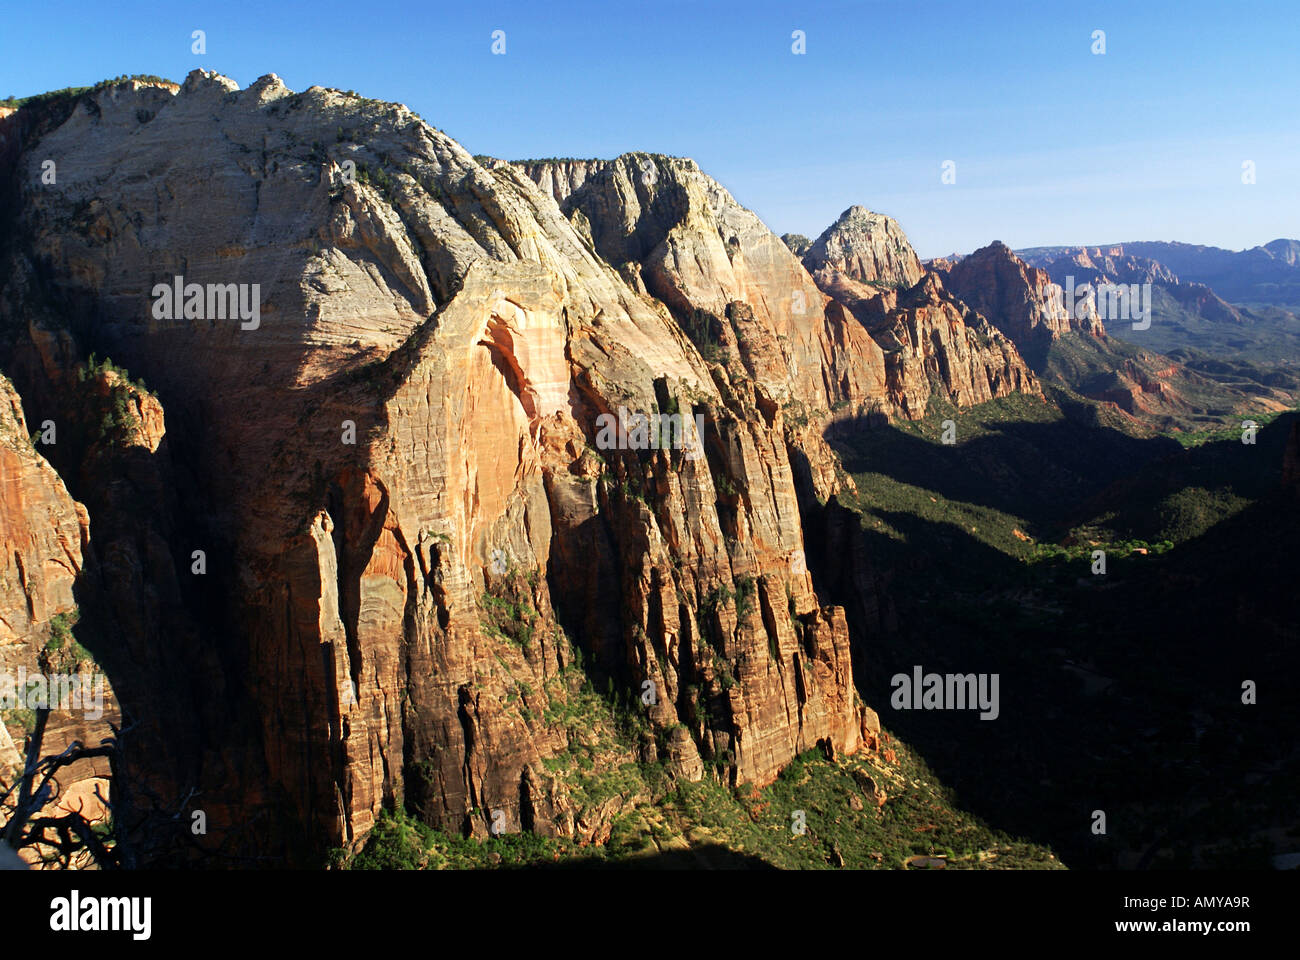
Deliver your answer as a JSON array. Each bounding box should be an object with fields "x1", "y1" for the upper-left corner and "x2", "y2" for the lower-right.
[{"x1": 2, "y1": 76, "x2": 875, "y2": 860}]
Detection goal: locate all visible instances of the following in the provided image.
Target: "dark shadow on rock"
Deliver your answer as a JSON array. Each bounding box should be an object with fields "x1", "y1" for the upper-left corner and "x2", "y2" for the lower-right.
[{"x1": 827, "y1": 407, "x2": 1183, "y2": 534}]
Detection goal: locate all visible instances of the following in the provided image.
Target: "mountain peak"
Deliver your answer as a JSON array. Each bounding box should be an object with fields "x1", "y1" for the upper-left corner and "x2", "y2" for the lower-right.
[
  {"x1": 938, "y1": 240, "x2": 1107, "y2": 345},
  {"x1": 804, "y1": 205, "x2": 923, "y2": 289},
  {"x1": 1263, "y1": 238, "x2": 1300, "y2": 264}
]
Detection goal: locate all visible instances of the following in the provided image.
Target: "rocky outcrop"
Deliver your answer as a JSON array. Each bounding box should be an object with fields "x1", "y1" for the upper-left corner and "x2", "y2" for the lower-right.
[
  {"x1": 936, "y1": 241, "x2": 1107, "y2": 348},
  {"x1": 1, "y1": 75, "x2": 869, "y2": 861},
  {"x1": 934, "y1": 245, "x2": 1291, "y2": 427},
  {"x1": 1019, "y1": 238, "x2": 1300, "y2": 308},
  {"x1": 0, "y1": 375, "x2": 86, "y2": 648},
  {"x1": 519, "y1": 161, "x2": 1042, "y2": 467},
  {"x1": 0, "y1": 373, "x2": 121, "y2": 865},
  {"x1": 857, "y1": 273, "x2": 1038, "y2": 418},
  {"x1": 1024, "y1": 246, "x2": 1177, "y2": 286},
  {"x1": 790, "y1": 209, "x2": 1037, "y2": 419},
  {"x1": 516, "y1": 154, "x2": 889, "y2": 424},
  {"x1": 1021, "y1": 246, "x2": 1248, "y2": 325},
  {"x1": 802, "y1": 206, "x2": 924, "y2": 308},
  {"x1": 1108, "y1": 240, "x2": 1300, "y2": 306},
  {"x1": 1083, "y1": 359, "x2": 1194, "y2": 418}
]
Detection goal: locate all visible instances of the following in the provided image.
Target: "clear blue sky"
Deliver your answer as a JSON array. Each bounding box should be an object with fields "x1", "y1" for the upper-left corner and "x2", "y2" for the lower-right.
[{"x1": 3, "y1": 0, "x2": 1296, "y2": 257}]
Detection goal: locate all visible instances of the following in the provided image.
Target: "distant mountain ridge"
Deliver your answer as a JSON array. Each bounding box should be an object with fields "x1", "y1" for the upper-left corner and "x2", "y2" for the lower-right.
[
  {"x1": 1014, "y1": 243, "x2": 1300, "y2": 369},
  {"x1": 1017, "y1": 240, "x2": 1300, "y2": 307},
  {"x1": 811, "y1": 220, "x2": 1293, "y2": 430}
]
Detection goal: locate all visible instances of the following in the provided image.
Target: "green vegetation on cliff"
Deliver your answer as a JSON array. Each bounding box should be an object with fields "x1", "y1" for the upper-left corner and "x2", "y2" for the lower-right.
[{"x1": 338, "y1": 736, "x2": 1061, "y2": 870}]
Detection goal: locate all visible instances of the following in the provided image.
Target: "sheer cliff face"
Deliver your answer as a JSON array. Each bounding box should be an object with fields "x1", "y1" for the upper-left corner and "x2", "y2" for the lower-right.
[
  {"x1": 517, "y1": 155, "x2": 889, "y2": 420},
  {"x1": 937, "y1": 241, "x2": 1107, "y2": 345},
  {"x1": 0, "y1": 376, "x2": 85, "y2": 649},
  {"x1": 860, "y1": 274, "x2": 1039, "y2": 419},
  {"x1": 1, "y1": 74, "x2": 867, "y2": 857},
  {"x1": 0, "y1": 374, "x2": 120, "y2": 840}
]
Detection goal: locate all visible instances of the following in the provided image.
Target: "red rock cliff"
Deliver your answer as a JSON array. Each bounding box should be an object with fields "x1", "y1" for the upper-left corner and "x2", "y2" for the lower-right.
[{"x1": 2, "y1": 75, "x2": 873, "y2": 859}]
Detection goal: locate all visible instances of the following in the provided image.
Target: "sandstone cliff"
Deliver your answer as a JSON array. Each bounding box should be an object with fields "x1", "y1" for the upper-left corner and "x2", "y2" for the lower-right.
[
  {"x1": 935, "y1": 244, "x2": 1290, "y2": 428},
  {"x1": 516, "y1": 155, "x2": 890, "y2": 424},
  {"x1": 856, "y1": 273, "x2": 1039, "y2": 418},
  {"x1": 517, "y1": 161, "x2": 1044, "y2": 479},
  {"x1": 0, "y1": 375, "x2": 86, "y2": 649},
  {"x1": 936, "y1": 241, "x2": 1108, "y2": 346},
  {"x1": 1, "y1": 74, "x2": 871, "y2": 860},
  {"x1": 793, "y1": 209, "x2": 1037, "y2": 418},
  {"x1": 0, "y1": 373, "x2": 121, "y2": 864},
  {"x1": 801, "y1": 205, "x2": 924, "y2": 310}
]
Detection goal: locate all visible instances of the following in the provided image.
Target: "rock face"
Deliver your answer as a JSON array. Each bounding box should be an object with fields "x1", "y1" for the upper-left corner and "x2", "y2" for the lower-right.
[
  {"x1": 801, "y1": 206, "x2": 924, "y2": 313},
  {"x1": 516, "y1": 155, "x2": 890, "y2": 426},
  {"x1": 857, "y1": 273, "x2": 1038, "y2": 418},
  {"x1": 934, "y1": 245, "x2": 1291, "y2": 428},
  {"x1": 0, "y1": 373, "x2": 121, "y2": 862},
  {"x1": 1, "y1": 75, "x2": 872, "y2": 861},
  {"x1": 936, "y1": 241, "x2": 1107, "y2": 347},
  {"x1": 0, "y1": 375, "x2": 86, "y2": 648},
  {"x1": 1017, "y1": 239, "x2": 1300, "y2": 308},
  {"x1": 789, "y1": 209, "x2": 1037, "y2": 418},
  {"x1": 522, "y1": 164, "x2": 1045, "y2": 436},
  {"x1": 1024, "y1": 246, "x2": 1177, "y2": 286},
  {"x1": 1108, "y1": 240, "x2": 1300, "y2": 306},
  {"x1": 1020, "y1": 246, "x2": 1248, "y2": 325}
]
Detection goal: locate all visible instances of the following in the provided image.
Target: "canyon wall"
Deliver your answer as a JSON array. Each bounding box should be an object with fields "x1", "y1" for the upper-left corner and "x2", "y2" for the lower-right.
[
  {"x1": 2, "y1": 75, "x2": 1054, "y2": 863},
  {"x1": 2, "y1": 75, "x2": 881, "y2": 861}
]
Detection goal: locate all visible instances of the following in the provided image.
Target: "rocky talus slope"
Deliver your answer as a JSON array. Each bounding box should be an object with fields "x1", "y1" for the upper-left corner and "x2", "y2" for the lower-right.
[{"x1": 1, "y1": 74, "x2": 899, "y2": 861}]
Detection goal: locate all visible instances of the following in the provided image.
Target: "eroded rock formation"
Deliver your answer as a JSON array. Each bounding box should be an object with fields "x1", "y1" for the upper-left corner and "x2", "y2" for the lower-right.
[
  {"x1": 792, "y1": 209, "x2": 1037, "y2": 418},
  {"x1": 2, "y1": 75, "x2": 888, "y2": 861},
  {"x1": 0, "y1": 373, "x2": 121, "y2": 863},
  {"x1": 936, "y1": 241, "x2": 1108, "y2": 346},
  {"x1": 802, "y1": 205, "x2": 924, "y2": 308},
  {"x1": 856, "y1": 273, "x2": 1039, "y2": 418}
]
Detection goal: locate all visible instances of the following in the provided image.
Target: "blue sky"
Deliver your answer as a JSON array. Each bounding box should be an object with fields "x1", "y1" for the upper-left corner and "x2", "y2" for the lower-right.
[{"x1": 3, "y1": 0, "x2": 1296, "y2": 257}]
